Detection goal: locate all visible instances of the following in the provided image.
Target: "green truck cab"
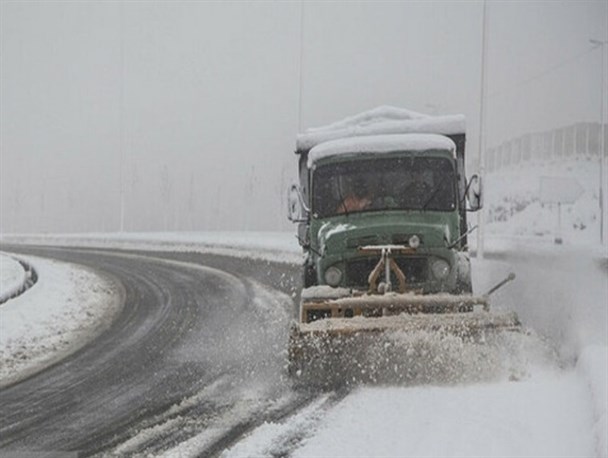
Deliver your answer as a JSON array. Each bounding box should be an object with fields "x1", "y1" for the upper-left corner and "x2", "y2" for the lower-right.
[{"x1": 288, "y1": 108, "x2": 482, "y2": 302}]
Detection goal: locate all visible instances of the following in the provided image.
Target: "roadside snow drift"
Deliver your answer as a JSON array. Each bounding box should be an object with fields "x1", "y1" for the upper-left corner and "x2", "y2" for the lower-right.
[
  {"x1": 293, "y1": 372, "x2": 596, "y2": 458},
  {"x1": 0, "y1": 253, "x2": 27, "y2": 303},
  {"x1": 0, "y1": 254, "x2": 122, "y2": 387}
]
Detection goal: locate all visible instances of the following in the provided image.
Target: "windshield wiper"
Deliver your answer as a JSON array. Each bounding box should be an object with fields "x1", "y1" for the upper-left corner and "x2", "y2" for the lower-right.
[{"x1": 421, "y1": 185, "x2": 442, "y2": 210}]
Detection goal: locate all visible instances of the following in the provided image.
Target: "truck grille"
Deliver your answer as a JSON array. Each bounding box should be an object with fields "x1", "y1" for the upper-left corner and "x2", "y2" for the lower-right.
[{"x1": 344, "y1": 256, "x2": 428, "y2": 287}]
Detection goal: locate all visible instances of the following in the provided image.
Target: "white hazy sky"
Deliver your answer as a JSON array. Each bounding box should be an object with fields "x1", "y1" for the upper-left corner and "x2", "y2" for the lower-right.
[{"x1": 1, "y1": 1, "x2": 606, "y2": 233}]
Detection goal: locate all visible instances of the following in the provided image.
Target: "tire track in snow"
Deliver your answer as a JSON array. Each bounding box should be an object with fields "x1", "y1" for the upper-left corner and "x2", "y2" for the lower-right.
[{"x1": 0, "y1": 246, "x2": 305, "y2": 456}]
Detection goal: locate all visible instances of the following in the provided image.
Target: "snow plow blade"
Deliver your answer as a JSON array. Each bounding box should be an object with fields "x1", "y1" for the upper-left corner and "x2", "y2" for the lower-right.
[{"x1": 288, "y1": 293, "x2": 522, "y2": 389}]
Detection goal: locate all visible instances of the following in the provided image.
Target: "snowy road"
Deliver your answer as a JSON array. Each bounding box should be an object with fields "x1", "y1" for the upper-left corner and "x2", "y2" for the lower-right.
[
  {"x1": 0, "y1": 243, "x2": 605, "y2": 457},
  {"x1": 0, "y1": 246, "x2": 306, "y2": 456}
]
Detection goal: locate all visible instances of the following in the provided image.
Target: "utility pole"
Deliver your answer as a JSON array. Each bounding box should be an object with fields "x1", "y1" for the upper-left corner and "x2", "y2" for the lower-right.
[
  {"x1": 590, "y1": 38, "x2": 607, "y2": 245},
  {"x1": 477, "y1": 0, "x2": 488, "y2": 259},
  {"x1": 119, "y1": 1, "x2": 126, "y2": 233},
  {"x1": 297, "y1": 0, "x2": 305, "y2": 133}
]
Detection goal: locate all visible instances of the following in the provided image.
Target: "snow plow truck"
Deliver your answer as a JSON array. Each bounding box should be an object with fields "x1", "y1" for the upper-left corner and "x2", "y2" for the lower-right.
[{"x1": 287, "y1": 106, "x2": 521, "y2": 387}]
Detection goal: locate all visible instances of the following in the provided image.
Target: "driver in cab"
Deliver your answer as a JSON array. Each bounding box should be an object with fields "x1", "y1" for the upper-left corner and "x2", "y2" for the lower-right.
[{"x1": 336, "y1": 179, "x2": 372, "y2": 214}]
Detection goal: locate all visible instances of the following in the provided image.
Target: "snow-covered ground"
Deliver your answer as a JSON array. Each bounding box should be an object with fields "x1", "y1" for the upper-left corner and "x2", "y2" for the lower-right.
[
  {"x1": 0, "y1": 253, "x2": 122, "y2": 388},
  {"x1": 0, "y1": 157, "x2": 605, "y2": 456},
  {"x1": 224, "y1": 371, "x2": 597, "y2": 458},
  {"x1": 484, "y1": 157, "x2": 603, "y2": 249},
  {"x1": 0, "y1": 253, "x2": 27, "y2": 303}
]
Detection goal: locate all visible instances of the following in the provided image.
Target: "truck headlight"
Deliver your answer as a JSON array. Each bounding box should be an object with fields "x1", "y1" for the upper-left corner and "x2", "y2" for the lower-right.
[
  {"x1": 324, "y1": 266, "x2": 343, "y2": 286},
  {"x1": 431, "y1": 259, "x2": 450, "y2": 279}
]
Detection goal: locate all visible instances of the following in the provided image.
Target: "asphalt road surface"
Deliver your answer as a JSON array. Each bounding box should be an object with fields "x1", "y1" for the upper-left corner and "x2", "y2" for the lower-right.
[{"x1": 0, "y1": 246, "x2": 313, "y2": 456}]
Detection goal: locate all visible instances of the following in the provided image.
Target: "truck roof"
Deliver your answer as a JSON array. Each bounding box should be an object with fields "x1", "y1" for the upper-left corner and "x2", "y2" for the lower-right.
[
  {"x1": 297, "y1": 105, "x2": 466, "y2": 153},
  {"x1": 307, "y1": 133, "x2": 456, "y2": 167}
]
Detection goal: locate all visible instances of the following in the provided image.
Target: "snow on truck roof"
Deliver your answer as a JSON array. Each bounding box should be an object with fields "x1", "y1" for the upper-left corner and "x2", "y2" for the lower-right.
[
  {"x1": 307, "y1": 134, "x2": 456, "y2": 167},
  {"x1": 297, "y1": 105, "x2": 466, "y2": 152}
]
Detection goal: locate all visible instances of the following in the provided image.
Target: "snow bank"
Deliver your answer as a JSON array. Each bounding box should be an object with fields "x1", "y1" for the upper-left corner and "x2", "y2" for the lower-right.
[
  {"x1": 577, "y1": 345, "x2": 608, "y2": 457},
  {"x1": 0, "y1": 253, "x2": 27, "y2": 302},
  {"x1": 292, "y1": 372, "x2": 596, "y2": 458},
  {"x1": 476, "y1": 156, "x2": 607, "y2": 457},
  {"x1": 484, "y1": 158, "x2": 602, "y2": 248},
  {"x1": 0, "y1": 254, "x2": 122, "y2": 387}
]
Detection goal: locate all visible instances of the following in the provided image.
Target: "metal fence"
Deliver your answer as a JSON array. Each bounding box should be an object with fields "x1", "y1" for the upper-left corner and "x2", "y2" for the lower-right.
[{"x1": 486, "y1": 122, "x2": 607, "y2": 172}]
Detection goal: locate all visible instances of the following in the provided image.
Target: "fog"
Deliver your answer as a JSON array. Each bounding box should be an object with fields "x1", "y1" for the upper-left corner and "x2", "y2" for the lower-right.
[{"x1": 1, "y1": 1, "x2": 606, "y2": 233}]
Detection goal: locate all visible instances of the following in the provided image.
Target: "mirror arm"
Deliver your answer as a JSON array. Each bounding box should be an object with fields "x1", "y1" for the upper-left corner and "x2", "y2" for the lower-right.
[
  {"x1": 296, "y1": 235, "x2": 322, "y2": 256},
  {"x1": 461, "y1": 177, "x2": 474, "y2": 209},
  {"x1": 296, "y1": 187, "x2": 311, "y2": 214},
  {"x1": 463, "y1": 176, "x2": 474, "y2": 196},
  {"x1": 295, "y1": 234, "x2": 309, "y2": 249},
  {"x1": 447, "y1": 225, "x2": 478, "y2": 249}
]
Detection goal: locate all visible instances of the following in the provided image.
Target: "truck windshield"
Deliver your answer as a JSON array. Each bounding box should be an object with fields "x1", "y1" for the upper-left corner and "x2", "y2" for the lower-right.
[{"x1": 312, "y1": 156, "x2": 456, "y2": 218}]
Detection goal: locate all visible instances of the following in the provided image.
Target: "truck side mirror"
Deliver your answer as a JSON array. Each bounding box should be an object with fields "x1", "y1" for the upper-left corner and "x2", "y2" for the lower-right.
[
  {"x1": 466, "y1": 174, "x2": 483, "y2": 212},
  {"x1": 287, "y1": 183, "x2": 309, "y2": 222}
]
